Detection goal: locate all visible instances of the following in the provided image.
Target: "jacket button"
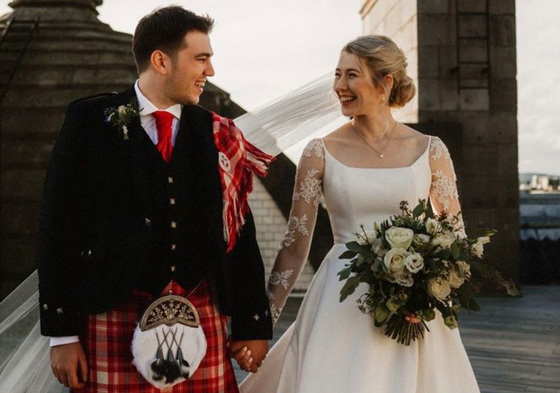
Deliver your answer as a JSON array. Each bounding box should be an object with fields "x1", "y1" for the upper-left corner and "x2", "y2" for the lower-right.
[
  {"x1": 171, "y1": 244, "x2": 177, "y2": 251},
  {"x1": 145, "y1": 218, "x2": 152, "y2": 227},
  {"x1": 168, "y1": 177, "x2": 174, "y2": 184},
  {"x1": 171, "y1": 221, "x2": 177, "y2": 229},
  {"x1": 170, "y1": 265, "x2": 176, "y2": 273},
  {"x1": 43, "y1": 303, "x2": 48, "y2": 311},
  {"x1": 170, "y1": 198, "x2": 176, "y2": 205},
  {"x1": 56, "y1": 308, "x2": 64, "y2": 315}
]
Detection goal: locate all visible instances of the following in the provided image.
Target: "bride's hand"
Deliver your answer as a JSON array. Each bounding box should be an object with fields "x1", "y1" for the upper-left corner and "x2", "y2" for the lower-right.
[
  {"x1": 230, "y1": 339, "x2": 269, "y2": 373},
  {"x1": 50, "y1": 342, "x2": 88, "y2": 388}
]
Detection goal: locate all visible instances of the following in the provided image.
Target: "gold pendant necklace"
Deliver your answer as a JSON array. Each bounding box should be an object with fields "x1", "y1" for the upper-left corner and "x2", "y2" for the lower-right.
[{"x1": 350, "y1": 120, "x2": 398, "y2": 159}]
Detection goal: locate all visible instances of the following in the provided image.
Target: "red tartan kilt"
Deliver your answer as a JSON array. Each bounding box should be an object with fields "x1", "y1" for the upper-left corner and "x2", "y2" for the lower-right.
[{"x1": 72, "y1": 279, "x2": 239, "y2": 393}]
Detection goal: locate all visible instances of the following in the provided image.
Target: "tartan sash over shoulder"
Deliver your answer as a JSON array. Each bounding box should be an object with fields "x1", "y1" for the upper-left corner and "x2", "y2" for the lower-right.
[{"x1": 211, "y1": 113, "x2": 274, "y2": 252}]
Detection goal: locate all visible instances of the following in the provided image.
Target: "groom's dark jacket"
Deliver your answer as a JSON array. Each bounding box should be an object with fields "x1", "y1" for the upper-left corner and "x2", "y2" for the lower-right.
[{"x1": 38, "y1": 88, "x2": 273, "y2": 341}]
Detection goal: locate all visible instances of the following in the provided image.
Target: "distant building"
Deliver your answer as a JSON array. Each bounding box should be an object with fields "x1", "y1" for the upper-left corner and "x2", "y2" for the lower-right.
[{"x1": 520, "y1": 173, "x2": 560, "y2": 192}]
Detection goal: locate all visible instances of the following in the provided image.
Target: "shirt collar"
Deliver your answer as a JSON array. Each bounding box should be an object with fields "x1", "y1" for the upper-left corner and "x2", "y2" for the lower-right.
[{"x1": 134, "y1": 80, "x2": 182, "y2": 119}]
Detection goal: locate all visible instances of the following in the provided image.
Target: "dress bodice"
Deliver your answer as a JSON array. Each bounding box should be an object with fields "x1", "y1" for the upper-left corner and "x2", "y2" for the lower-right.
[
  {"x1": 265, "y1": 135, "x2": 462, "y2": 324},
  {"x1": 321, "y1": 138, "x2": 432, "y2": 244}
]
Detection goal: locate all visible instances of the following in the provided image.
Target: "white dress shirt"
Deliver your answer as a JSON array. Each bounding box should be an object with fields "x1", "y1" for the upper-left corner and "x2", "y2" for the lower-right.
[{"x1": 50, "y1": 82, "x2": 183, "y2": 347}]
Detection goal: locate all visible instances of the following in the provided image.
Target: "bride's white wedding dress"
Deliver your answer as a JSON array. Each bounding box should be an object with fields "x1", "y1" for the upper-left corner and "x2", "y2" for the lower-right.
[{"x1": 240, "y1": 137, "x2": 480, "y2": 393}]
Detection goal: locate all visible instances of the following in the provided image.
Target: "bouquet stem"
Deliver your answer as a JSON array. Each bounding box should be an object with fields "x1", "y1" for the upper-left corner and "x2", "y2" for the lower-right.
[{"x1": 384, "y1": 314, "x2": 430, "y2": 345}]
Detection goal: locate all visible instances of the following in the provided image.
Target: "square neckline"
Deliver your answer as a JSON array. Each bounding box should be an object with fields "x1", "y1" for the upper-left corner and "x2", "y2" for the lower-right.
[{"x1": 320, "y1": 136, "x2": 431, "y2": 170}]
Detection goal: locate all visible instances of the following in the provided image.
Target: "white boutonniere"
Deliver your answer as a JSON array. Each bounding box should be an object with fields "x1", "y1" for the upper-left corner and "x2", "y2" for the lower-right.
[{"x1": 104, "y1": 98, "x2": 140, "y2": 140}]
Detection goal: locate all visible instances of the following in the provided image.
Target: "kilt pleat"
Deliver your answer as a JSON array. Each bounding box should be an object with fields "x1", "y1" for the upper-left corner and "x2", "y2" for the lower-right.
[{"x1": 72, "y1": 279, "x2": 239, "y2": 393}]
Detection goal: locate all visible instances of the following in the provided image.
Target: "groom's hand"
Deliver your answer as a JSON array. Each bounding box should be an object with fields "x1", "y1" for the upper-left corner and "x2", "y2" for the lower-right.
[
  {"x1": 50, "y1": 342, "x2": 88, "y2": 388},
  {"x1": 230, "y1": 339, "x2": 269, "y2": 373}
]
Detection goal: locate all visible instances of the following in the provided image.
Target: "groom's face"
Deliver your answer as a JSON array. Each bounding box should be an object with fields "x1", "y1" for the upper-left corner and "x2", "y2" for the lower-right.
[{"x1": 165, "y1": 30, "x2": 215, "y2": 105}]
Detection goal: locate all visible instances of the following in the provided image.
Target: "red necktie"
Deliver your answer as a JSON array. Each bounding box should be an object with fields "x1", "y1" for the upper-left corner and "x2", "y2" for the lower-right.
[{"x1": 153, "y1": 111, "x2": 174, "y2": 163}]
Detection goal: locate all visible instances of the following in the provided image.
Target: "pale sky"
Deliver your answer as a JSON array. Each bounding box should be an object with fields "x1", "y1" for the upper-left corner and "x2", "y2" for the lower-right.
[{"x1": 1, "y1": 0, "x2": 557, "y2": 175}]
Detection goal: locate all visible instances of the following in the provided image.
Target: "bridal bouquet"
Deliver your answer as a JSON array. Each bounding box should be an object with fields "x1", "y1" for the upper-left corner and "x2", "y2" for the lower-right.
[{"x1": 337, "y1": 200, "x2": 518, "y2": 345}]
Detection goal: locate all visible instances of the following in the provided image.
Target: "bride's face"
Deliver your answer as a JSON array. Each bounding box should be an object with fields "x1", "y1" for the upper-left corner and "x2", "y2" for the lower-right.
[{"x1": 334, "y1": 51, "x2": 384, "y2": 117}]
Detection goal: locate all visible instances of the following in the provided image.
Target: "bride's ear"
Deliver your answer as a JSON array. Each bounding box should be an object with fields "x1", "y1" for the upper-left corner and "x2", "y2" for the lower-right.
[{"x1": 150, "y1": 50, "x2": 172, "y2": 75}]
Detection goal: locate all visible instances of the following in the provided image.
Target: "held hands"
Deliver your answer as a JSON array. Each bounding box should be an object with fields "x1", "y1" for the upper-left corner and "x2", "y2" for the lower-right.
[
  {"x1": 230, "y1": 339, "x2": 269, "y2": 373},
  {"x1": 50, "y1": 342, "x2": 88, "y2": 388}
]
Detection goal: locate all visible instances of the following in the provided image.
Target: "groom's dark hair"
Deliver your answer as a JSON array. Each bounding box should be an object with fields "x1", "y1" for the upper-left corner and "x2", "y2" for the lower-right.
[{"x1": 133, "y1": 6, "x2": 214, "y2": 73}]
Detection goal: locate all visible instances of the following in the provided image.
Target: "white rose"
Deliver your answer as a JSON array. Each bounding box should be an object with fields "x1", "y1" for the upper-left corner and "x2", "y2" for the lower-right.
[
  {"x1": 396, "y1": 272, "x2": 414, "y2": 287},
  {"x1": 426, "y1": 218, "x2": 441, "y2": 235},
  {"x1": 428, "y1": 278, "x2": 451, "y2": 300},
  {"x1": 385, "y1": 227, "x2": 414, "y2": 250},
  {"x1": 448, "y1": 268, "x2": 465, "y2": 289},
  {"x1": 432, "y1": 232, "x2": 457, "y2": 249},
  {"x1": 383, "y1": 248, "x2": 410, "y2": 274},
  {"x1": 472, "y1": 242, "x2": 484, "y2": 258},
  {"x1": 404, "y1": 253, "x2": 424, "y2": 273},
  {"x1": 477, "y1": 236, "x2": 491, "y2": 245},
  {"x1": 413, "y1": 233, "x2": 430, "y2": 246},
  {"x1": 456, "y1": 261, "x2": 471, "y2": 278},
  {"x1": 117, "y1": 105, "x2": 127, "y2": 115}
]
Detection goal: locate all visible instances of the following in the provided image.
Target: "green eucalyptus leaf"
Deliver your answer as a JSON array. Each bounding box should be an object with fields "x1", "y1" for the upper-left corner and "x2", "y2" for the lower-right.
[
  {"x1": 339, "y1": 276, "x2": 361, "y2": 302},
  {"x1": 412, "y1": 203, "x2": 425, "y2": 218},
  {"x1": 450, "y1": 241, "x2": 461, "y2": 259},
  {"x1": 339, "y1": 250, "x2": 357, "y2": 259},
  {"x1": 346, "y1": 242, "x2": 365, "y2": 253},
  {"x1": 337, "y1": 266, "x2": 352, "y2": 281}
]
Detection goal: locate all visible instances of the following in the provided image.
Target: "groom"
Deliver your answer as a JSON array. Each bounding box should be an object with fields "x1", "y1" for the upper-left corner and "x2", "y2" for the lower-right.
[{"x1": 39, "y1": 6, "x2": 271, "y2": 391}]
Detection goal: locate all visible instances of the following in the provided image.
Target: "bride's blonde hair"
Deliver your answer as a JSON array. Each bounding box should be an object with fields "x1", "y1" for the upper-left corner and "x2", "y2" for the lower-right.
[{"x1": 342, "y1": 35, "x2": 416, "y2": 108}]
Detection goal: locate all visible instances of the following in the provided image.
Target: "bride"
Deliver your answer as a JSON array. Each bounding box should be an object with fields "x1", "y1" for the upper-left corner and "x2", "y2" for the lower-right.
[{"x1": 238, "y1": 35, "x2": 480, "y2": 392}]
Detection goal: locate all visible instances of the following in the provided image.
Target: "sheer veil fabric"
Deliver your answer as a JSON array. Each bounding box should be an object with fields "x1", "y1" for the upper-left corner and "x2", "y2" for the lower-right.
[{"x1": 0, "y1": 75, "x2": 341, "y2": 393}]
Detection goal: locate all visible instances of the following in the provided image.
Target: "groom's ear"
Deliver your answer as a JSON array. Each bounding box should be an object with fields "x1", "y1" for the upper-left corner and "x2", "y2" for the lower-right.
[{"x1": 150, "y1": 50, "x2": 172, "y2": 75}]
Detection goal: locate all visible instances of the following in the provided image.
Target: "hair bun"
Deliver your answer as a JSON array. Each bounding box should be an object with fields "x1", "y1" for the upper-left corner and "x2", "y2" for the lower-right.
[{"x1": 390, "y1": 75, "x2": 416, "y2": 108}]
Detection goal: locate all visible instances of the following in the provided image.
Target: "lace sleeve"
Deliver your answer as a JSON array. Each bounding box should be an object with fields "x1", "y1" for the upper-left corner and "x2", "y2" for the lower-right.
[
  {"x1": 267, "y1": 139, "x2": 325, "y2": 324},
  {"x1": 428, "y1": 137, "x2": 465, "y2": 234}
]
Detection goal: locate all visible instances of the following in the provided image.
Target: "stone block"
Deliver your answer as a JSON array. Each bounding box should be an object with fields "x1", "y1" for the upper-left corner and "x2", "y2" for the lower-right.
[
  {"x1": 490, "y1": 15, "x2": 516, "y2": 46},
  {"x1": 459, "y1": 38, "x2": 488, "y2": 63},
  {"x1": 417, "y1": 14, "x2": 456, "y2": 46},
  {"x1": 459, "y1": 88, "x2": 489, "y2": 111},
  {"x1": 458, "y1": 14, "x2": 488, "y2": 38},
  {"x1": 418, "y1": 46, "x2": 439, "y2": 78},
  {"x1": 490, "y1": 79, "x2": 517, "y2": 112},
  {"x1": 438, "y1": 46, "x2": 458, "y2": 79},
  {"x1": 1, "y1": 201, "x2": 40, "y2": 235},
  {"x1": 455, "y1": 111, "x2": 516, "y2": 145},
  {"x1": 0, "y1": 238, "x2": 38, "y2": 279},
  {"x1": 461, "y1": 175, "x2": 499, "y2": 209},
  {"x1": 459, "y1": 64, "x2": 490, "y2": 88},
  {"x1": 461, "y1": 145, "x2": 499, "y2": 177},
  {"x1": 417, "y1": 0, "x2": 449, "y2": 14},
  {"x1": 489, "y1": 46, "x2": 516, "y2": 78},
  {"x1": 488, "y1": 112, "x2": 517, "y2": 143},
  {"x1": 1, "y1": 169, "x2": 46, "y2": 200},
  {"x1": 489, "y1": 0, "x2": 515, "y2": 14},
  {"x1": 418, "y1": 78, "x2": 441, "y2": 111},
  {"x1": 440, "y1": 79, "x2": 460, "y2": 111},
  {"x1": 457, "y1": 0, "x2": 487, "y2": 13},
  {"x1": 0, "y1": 107, "x2": 65, "y2": 134},
  {"x1": 2, "y1": 87, "x2": 121, "y2": 108},
  {"x1": 1, "y1": 134, "x2": 55, "y2": 169}
]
